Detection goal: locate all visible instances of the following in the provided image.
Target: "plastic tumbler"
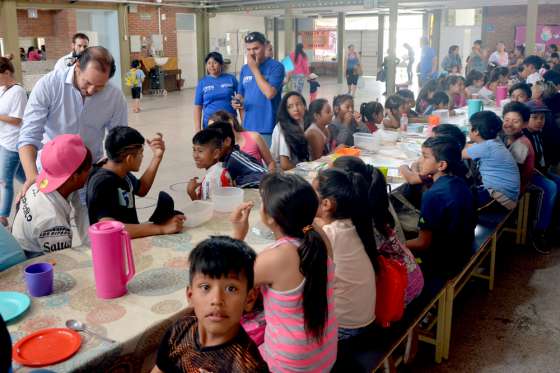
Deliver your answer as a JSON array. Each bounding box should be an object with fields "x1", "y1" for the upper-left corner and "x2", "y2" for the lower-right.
[{"x1": 24, "y1": 262, "x2": 54, "y2": 297}]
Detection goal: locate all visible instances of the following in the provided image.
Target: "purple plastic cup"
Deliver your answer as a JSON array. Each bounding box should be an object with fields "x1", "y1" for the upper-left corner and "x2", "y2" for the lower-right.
[{"x1": 24, "y1": 262, "x2": 54, "y2": 297}]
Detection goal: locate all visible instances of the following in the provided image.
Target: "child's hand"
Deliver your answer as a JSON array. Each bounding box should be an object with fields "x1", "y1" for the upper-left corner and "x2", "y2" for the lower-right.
[
  {"x1": 147, "y1": 132, "x2": 165, "y2": 159},
  {"x1": 160, "y1": 214, "x2": 186, "y2": 234},
  {"x1": 187, "y1": 177, "x2": 201, "y2": 201},
  {"x1": 353, "y1": 111, "x2": 362, "y2": 123},
  {"x1": 230, "y1": 201, "x2": 254, "y2": 240}
]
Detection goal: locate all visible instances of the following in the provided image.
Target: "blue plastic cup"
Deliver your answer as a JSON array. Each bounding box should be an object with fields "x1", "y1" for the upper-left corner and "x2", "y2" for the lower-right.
[{"x1": 24, "y1": 262, "x2": 54, "y2": 297}]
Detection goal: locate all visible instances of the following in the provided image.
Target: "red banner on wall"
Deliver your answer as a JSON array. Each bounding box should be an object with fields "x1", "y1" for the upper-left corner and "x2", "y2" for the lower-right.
[{"x1": 300, "y1": 30, "x2": 335, "y2": 49}]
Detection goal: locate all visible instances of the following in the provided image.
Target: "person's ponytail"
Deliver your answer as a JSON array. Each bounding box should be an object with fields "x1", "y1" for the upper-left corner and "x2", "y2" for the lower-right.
[{"x1": 298, "y1": 226, "x2": 329, "y2": 342}]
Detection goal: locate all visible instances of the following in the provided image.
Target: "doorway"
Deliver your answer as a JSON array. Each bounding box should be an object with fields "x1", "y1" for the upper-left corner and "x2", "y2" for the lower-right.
[{"x1": 176, "y1": 13, "x2": 198, "y2": 88}]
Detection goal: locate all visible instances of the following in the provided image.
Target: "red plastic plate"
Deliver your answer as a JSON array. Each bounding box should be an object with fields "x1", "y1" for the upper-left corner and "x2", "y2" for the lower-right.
[{"x1": 12, "y1": 328, "x2": 82, "y2": 366}]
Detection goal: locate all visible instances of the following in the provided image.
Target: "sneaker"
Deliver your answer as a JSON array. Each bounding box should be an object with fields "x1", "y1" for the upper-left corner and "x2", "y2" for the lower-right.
[{"x1": 533, "y1": 234, "x2": 551, "y2": 255}]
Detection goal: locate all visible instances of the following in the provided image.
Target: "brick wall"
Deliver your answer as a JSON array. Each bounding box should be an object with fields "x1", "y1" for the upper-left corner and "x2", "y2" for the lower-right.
[
  {"x1": 127, "y1": 5, "x2": 193, "y2": 60},
  {"x1": 482, "y1": 4, "x2": 560, "y2": 50},
  {"x1": 16, "y1": 10, "x2": 55, "y2": 37}
]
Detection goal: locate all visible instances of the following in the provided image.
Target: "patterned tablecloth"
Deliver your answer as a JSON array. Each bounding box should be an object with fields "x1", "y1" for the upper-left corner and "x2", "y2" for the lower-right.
[{"x1": 2, "y1": 190, "x2": 273, "y2": 373}]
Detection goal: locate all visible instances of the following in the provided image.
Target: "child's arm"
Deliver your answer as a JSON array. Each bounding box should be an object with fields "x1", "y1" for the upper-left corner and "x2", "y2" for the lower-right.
[
  {"x1": 399, "y1": 165, "x2": 424, "y2": 185},
  {"x1": 99, "y1": 216, "x2": 185, "y2": 239},
  {"x1": 383, "y1": 113, "x2": 400, "y2": 129},
  {"x1": 279, "y1": 156, "x2": 296, "y2": 171},
  {"x1": 230, "y1": 201, "x2": 255, "y2": 240},
  {"x1": 405, "y1": 229, "x2": 433, "y2": 251},
  {"x1": 187, "y1": 177, "x2": 200, "y2": 201},
  {"x1": 253, "y1": 132, "x2": 275, "y2": 171},
  {"x1": 150, "y1": 367, "x2": 163, "y2": 373},
  {"x1": 137, "y1": 133, "x2": 165, "y2": 197}
]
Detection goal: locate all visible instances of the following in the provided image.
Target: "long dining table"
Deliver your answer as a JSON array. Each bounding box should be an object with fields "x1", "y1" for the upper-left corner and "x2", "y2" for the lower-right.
[{"x1": 2, "y1": 104, "x2": 503, "y2": 372}]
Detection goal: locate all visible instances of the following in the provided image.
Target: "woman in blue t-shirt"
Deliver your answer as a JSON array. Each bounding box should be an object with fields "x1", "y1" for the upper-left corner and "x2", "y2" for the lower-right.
[{"x1": 194, "y1": 52, "x2": 238, "y2": 132}]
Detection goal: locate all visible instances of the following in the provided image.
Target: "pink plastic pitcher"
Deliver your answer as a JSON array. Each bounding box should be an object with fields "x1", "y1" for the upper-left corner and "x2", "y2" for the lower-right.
[
  {"x1": 496, "y1": 86, "x2": 508, "y2": 107},
  {"x1": 89, "y1": 221, "x2": 135, "y2": 299}
]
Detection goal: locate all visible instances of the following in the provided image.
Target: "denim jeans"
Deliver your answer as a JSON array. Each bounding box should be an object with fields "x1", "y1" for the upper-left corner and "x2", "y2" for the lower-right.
[
  {"x1": 0, "y1": 145, "x2": 25, "y2": 217},
  {"x1": 531, "y1": 172, "x2": 558, "y2": 232}
]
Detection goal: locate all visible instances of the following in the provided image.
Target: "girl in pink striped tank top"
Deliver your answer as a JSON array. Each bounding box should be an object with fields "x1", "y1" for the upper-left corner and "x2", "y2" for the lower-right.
[{"x1": 232, "y1": 173, "x2": 337, "y2": 373}]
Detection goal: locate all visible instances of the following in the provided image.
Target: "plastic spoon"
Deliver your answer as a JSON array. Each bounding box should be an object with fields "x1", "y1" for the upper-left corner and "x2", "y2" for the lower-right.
[{"x1": 66, "y1": 319, "x2": 116, "y2": 344}]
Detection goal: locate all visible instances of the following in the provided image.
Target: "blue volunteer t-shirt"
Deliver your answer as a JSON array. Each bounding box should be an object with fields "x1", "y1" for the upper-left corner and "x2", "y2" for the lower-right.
[
  {"x1": 466, "y1": 139, "x2": 520, "y2": 201},
  {"x1": 194, "y1": 73, "x2": 238, "y2": 128},
  {"x1": 239, "y1": 58, "x2": 285, "y2": 135},
  {"x1": 418, "y1": 175, "x2": 476, "y2": 278}
]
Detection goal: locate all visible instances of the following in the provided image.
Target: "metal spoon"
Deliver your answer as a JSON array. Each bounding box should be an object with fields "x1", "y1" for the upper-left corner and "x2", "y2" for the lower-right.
[{"x1": 66, "y1": 319, "x2": 116, "y2": 344}]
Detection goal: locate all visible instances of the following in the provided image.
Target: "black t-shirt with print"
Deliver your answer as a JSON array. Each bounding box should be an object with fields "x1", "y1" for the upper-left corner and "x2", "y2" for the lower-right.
[
  {"x1": 156, "y1": 314, "x2": 269, "y2": 373},
  {"x1": 86, "y1": 167, "x2": 141, "y2": 225}
]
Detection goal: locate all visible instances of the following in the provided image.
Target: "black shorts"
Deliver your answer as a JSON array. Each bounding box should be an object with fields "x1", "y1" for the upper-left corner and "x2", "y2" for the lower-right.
[
  {"x1": 346, "y1": 73, "x2": 359, "y2": 86},
  {"x1": 131, "y1": 87, "x2": 142, "y2": 99}
]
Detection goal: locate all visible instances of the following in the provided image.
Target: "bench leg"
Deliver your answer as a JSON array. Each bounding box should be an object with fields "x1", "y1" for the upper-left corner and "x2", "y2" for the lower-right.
[
  {"x1": 515, "y1": 196, "x2": 524, "y2": 245},
  {"x1": 442, "y1": 286, "x2": 453, "y2": 360},
  {"x1": 521, "y1": 194, "x2": 530, "y2": 245},
  {"x1": 489, "y1": 232, "x2": 497, "y2": 291},
  {"x1": 436, "y1": 290, "x2": 447, "y2": 362}
]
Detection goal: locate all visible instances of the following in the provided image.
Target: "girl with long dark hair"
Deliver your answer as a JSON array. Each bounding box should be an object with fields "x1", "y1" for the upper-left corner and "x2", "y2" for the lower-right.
[
  {"x1": 271, "y1": 91, "x2": 309, "y2": 170},
  {"x1": 304, "y1": 98, "x2": 333, "y2": 160},
  {"x1": 231, "y1": 173, "x2": 337, "y2": 372}
]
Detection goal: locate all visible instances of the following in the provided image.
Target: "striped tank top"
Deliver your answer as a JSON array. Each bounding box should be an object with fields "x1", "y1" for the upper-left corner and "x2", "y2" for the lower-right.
[{"x1": 259, "y1": 237, "x2": 338, "y2": 372}]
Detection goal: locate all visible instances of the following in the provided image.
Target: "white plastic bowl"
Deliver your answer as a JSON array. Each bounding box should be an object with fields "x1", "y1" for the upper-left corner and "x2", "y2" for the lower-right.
[
  {"x1": 213, "y1": 187, "x2": 244, "y2": 213},
  {"x1": 353, "y1": 132, "x2": 381, "y2": 153},
  {"x1": 183, "y1": 200, "x2": 213, "y2": 228},
  {"x1": 407, "y1": 123, "x2": 424, "y2": 134}
]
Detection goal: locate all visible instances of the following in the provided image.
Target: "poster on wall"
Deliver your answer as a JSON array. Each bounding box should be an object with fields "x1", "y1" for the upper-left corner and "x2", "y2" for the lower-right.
[{"x1": 515, "y1": 25, "x2": 560, "y2": 49}]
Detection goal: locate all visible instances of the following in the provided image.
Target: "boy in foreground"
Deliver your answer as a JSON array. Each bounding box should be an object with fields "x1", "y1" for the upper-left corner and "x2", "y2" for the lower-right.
[{"x1": 152, "y1": 236, "x2": 268, "y2": 373}]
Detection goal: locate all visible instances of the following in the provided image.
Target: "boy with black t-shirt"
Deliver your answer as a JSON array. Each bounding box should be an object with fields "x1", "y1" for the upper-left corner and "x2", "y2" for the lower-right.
[
  {"x1": 86, "y1": 127, "x2": 185, "y2": 238},
  {"x1": 406, "y1": 136, "x2": 476, "y2": 280},
  {"x1": 152, "y1": 236, "x2": 269, "y2": 373}
]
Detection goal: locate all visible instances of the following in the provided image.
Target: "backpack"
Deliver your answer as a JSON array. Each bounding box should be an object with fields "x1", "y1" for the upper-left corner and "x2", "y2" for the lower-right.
[
  {"x1": 375, "y1": 255, "x2": 407, "y2": 328},
  {"x1": 125, "y1": 68, "x2": 139, "y2": 87}
]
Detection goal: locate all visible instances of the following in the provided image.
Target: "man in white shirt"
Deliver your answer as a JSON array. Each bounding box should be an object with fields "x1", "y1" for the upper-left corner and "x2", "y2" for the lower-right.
[
  {"x1": 53, "y1": 33, "x2": 89, "y2": 71},
  {"x1": 522, "y1": 55, "x2": 544, "y2": 85},
  {"x1": 13, "y1": 134, "x2": 91, "y2": 256}
]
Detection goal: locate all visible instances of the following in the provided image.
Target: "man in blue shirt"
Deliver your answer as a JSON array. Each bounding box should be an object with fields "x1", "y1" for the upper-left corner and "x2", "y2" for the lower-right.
[
  {"x1": 18, "y1": 46, "x2": 128, "y2": 243},
  {"x1": 418, "y1": 36, "x2": 437, "y2": 87},
  {"x1": 232, "y1": 32, "x2": 285, "y2": 146}
]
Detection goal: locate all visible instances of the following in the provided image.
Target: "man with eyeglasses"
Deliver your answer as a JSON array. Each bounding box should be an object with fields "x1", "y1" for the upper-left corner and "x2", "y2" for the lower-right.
[{"x1": 232, "y1": 32, "x2": 285, "y2": 146}]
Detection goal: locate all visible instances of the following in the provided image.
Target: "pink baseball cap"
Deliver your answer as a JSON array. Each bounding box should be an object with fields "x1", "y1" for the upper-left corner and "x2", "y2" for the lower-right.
[{"x1": 36, "y1": 134, "x2": 88, "y2": 193}]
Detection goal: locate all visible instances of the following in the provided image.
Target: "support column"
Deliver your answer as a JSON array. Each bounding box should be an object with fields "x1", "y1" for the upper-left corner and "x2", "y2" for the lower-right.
[
  {"x1": 526, "y1": 0, "x2": 538, "y2": 55},
  {"x1": 337, "y1": 12, "x2": 345, "y2": 84},
  {"x1": 431, "y1": 10, "x2": 442, "y2": 68},
  {"x1": 284, "y1": 8, "x2": 295, "y2": 58},
  {"x1": 117, "y1": 4, "x2": 131, "y2": 93},
  {"x1": 273, "y1": 17, "x2": 279, "y2": 60},
  {"x1": 196, "y1": 10, "x2": 210, "y2": 79},
  {"x1": 1, "y1": 0, "x2": 22, "y2": 82},
  {"x1": 377, "y1": 14, "x2": 385, "y2": 74},
  {"x1": 386, "y1": 0, "x2": 398, "y2": 95}
]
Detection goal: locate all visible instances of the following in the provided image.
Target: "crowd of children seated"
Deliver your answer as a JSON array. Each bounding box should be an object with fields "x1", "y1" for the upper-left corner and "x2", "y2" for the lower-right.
[{"x1": 2, "y1": 44, "x2": 560, "y2": 373}]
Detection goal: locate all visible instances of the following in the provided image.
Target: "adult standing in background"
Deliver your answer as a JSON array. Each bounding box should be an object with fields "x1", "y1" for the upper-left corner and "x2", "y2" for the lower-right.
[
  {"x1": 54, "y1": 33, "x2": 89, "y2": 71},
  {"x1": 346, "y1": 44, "x2": 361, "y2": 96},
  {"x1": 193, "y1": 52, "x2": 238, "y2": 133},
  {"x1": 466, "y1": 40, "x2": 487, "y2": 75},
  {"x1": 489, "y1": 41, "x2": 509, "y2": 68},
  {"x1": 289, "y1": 43, "x2": 310, "y2": 94},
  {"x1": 232, "y1": 32, "x2": 285, "y2": 146},
  {"x1": 441, "y1": 45, "x2": 462, "y2": 74},
  {"x1": 0, "y1": 58, "x2": 27, "y2": 227},
  {"x1": 403, "y1": 43, "x2": 415, "y2": 84},
  {"x1": 27, "y1": 47, "x2": 41, "y2": 62},
  {"x1": 265, "y1": 40, "x2": 274, "y2": 59},
  {"x1": 18, "y1": 47, "x2": 127, "y2": 242},
  {"x1": 418, "y1": 37, "x2": 437, "y2": 87}
]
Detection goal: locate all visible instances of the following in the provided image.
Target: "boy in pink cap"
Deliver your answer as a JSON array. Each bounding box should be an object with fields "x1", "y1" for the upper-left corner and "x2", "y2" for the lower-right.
[{"x1": 12, "y1": 134, "x2": 92, "y2": 256}]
